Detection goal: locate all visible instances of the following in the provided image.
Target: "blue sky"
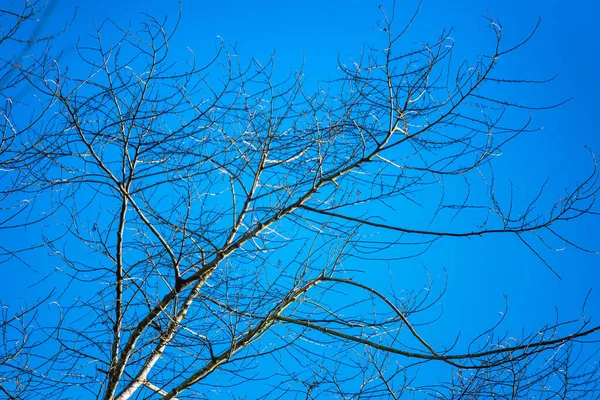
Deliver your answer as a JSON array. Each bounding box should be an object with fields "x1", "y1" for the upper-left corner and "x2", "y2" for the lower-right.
[
  {"x1": 3, "y1": 0, "x2": 600, "y2": 397},
  {"x1": 51, "y1": 0, "x2": 599, "y2": 334}
]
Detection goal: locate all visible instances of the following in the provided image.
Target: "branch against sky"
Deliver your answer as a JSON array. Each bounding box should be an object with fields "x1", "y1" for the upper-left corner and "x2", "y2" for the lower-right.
[
  {"x1": 0, "y1": 2, "x2": 75, "y2": 398},
  {"x1": 1, "y1": 1, "x2": 599, "y2": 399}
]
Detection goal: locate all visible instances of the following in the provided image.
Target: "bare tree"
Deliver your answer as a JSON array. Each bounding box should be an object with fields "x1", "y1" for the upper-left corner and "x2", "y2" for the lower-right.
[
  {"x1": 2, "y1": 3, "x2": 600, "y2": 399},
  {"x1": 0, "y1": 2, "x2": 74, "y2": 398}
]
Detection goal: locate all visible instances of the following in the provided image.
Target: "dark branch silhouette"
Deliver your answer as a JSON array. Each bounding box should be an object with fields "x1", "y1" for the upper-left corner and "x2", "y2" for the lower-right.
[{"x1": 1, "y1": 2, "x2": 599, "y2": 399}]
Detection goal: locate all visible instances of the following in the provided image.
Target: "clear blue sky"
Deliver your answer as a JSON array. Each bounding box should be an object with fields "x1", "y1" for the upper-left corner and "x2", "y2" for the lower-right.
[
  {"x1": 52, "y1": 0, "x2": 600, "y2": 339},
  {"x1": 4, "y1": 0, "x2": 600, "y2": 397}
]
